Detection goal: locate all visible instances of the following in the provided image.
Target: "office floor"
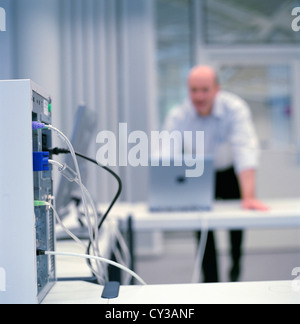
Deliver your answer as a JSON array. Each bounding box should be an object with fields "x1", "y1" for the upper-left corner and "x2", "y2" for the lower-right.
[
  {"x1": 135, "y1": 232, "x2": 300, "y2": 285},
  {"x1": 55, "y1": 225, "x2": 300, "y2": 285}
]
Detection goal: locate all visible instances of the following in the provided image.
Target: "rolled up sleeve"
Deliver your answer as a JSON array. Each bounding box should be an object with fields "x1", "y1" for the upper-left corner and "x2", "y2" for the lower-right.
[{"x1": 230, "y1": 102, "x2": 260, "y2": 173}]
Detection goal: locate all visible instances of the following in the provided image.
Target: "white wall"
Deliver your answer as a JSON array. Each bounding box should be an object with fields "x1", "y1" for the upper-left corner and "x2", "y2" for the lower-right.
[
  {"x1": 57, "y1": 0, "x2": 156, "y2": 202},
  {"x1": 13, "y1": 0, "x2": 61, "y2": 127},
  {"x1": 0, "y1": 0, "x2": 13, "y2": 79},
  {"x1": 257, "y1": 149, "x2": 300, "y2": 199},
  {"x1": 0, "y1": 0, "x2": 156, "y2": 203}
]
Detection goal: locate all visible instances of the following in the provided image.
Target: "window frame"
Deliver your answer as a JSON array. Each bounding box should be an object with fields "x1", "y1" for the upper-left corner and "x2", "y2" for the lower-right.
[{"x1": 191, "y1": 0, "x2": 300, "y2": 153}]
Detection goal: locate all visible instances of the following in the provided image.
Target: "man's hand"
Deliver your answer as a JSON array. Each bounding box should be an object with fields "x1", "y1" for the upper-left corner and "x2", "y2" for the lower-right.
[
  {"x1": 238, "y1": 169, "x2": 269, "y2": 211},
  {"x1": 242, "y1": 198, "x2": 269, "y2": 211}
]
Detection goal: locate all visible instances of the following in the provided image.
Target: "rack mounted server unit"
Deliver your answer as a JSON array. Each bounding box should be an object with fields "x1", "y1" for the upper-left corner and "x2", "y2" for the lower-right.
[{"x1": 0, "y1": 80, "x2": 56, "y2": 304}]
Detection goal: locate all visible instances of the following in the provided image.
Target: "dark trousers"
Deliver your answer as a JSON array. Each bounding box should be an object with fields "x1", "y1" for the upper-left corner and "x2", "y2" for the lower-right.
[{"x1": 196, "y1": 167, "x2": 243, "y2": 282}]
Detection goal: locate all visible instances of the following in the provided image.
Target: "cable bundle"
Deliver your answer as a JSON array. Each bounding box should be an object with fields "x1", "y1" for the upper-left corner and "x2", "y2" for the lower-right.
[{"x1": 41, "y1": 123, "x2": 146, "y2": 286}]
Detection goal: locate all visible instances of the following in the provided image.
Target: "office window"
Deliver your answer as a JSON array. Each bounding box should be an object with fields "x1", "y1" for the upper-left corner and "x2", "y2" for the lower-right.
[
  {"x1": 156, "y1": 0, "x2": 193, "y2": 126},
  {"x1": 219, "y1": 64, "x2": 293, "y2": 148},
  {"x1": 155, "y1": 0, "x2": 300, "y2": 151},
  {"x1": 203, "y1": 0, "x2": 300, "y2": 44}
]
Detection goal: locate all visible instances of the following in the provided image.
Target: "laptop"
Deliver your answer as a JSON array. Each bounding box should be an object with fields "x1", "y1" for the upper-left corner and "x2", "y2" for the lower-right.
[{"x1": 148, "y1": 157, "x2": 215, "y2": 212}]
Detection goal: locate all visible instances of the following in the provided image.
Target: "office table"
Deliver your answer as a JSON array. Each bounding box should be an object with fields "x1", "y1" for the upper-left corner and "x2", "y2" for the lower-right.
[
  {"x1": 43, "y1": 280, "x2": 300, "y2": 304},
  {"x1": 111, "y1": 198, "x2": 300, "y2": 231},
  {"x1": 105, "y1": 198, "x2": 300, "y2": 283},
  {"x1": 43, "y1": 199, "x2": 300, "y2": 303}
]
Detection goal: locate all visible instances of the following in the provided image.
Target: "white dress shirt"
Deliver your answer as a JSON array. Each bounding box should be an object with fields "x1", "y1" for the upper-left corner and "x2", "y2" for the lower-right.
[{"x1": 163, "y1": 91, "x2": 259, "y2": 173}]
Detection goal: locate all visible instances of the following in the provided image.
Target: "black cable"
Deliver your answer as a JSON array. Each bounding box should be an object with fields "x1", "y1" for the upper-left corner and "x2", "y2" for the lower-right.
[
  {"x1": 50, "y1": 147, "x2": 123, "y2": 277},
  {"x1": 72, "y1": 150, "x2": 123, "y2": 230},
  {"x1": 50, "y1": 148, "x2": 122, "y2": 231}
]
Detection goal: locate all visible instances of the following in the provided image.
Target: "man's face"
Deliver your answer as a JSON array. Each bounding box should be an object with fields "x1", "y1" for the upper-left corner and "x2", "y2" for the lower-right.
[{"x1": 188, "y1": 71, "x2": 219, "y2": 116}]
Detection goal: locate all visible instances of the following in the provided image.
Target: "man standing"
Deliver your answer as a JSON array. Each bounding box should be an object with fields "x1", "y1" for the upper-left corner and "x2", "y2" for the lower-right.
[{"x1": 164, "y1": 65, "x2": 268, "y2": 282}]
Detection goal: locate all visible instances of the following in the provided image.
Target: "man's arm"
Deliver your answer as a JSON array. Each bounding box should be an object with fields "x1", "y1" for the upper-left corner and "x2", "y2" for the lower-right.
[{"x1": 238, "y1": 169, "x2": 269, "y2": 211}]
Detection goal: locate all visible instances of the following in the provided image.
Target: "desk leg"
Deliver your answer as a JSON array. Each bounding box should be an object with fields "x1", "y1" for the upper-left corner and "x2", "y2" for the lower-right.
[
  {"x1": 108, "y1": 250, "x2": 122, "y2": 283},
  {"x1": 128, "y1": 215, "x2": 136, "y2": 285}
]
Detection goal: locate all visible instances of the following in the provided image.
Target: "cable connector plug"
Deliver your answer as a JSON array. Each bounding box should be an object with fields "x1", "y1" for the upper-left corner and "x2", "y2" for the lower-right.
[
  {"x1": 48, "y1": 147, "x2": 70, "y2": 155},
  {"x1": 34, "y1": 200, "x2": 46, "y2": 207},
  {"x1": 33, "y1": 152, "x2": 50, "y2": 172},
  {"x1": 32, "y1": 121, "x2": 46, "y2": 130},
  {"x1": 49, "y1": 159, "x2": 78, "y2": 183},
  {"x1": 36, "y1": 249, "x2": 46, "y2": 256}
]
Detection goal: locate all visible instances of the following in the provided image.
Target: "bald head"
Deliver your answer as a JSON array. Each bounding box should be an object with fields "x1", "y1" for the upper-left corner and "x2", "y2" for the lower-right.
[{"x1": 188, "y1": 66, "x2": 220, "y2": 116}]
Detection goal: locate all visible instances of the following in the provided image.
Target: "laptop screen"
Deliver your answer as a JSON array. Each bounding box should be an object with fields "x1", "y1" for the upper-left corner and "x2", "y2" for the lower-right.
[{"x1": 148, "y1": 157, "x2": 215, "y2": 212}]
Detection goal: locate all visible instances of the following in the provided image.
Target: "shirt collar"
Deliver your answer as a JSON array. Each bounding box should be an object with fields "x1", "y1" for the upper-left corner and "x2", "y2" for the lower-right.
[{"x1": 211, "y1": 92, "x2": 224, "y2": 118}]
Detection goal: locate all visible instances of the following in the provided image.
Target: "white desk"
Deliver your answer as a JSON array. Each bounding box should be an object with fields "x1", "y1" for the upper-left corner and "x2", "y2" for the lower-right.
[
  {"x1": 43, "y1": 198, "x2": 300, "y2": 304},
  {"x1": 107, "y1": 198, "x2": 300, "y2": 283},
  {"x1": 111, "y1": 198, "x2": 300, "y2": 232},
  {"x1": 43, "y1": 280, "x2": 300, "y2": 304}
]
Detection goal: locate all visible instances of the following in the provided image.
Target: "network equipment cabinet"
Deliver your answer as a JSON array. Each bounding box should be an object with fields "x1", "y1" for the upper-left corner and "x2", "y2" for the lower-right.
[{"x1": 0, "y1": 80, "x2": 56, "y2": 304}]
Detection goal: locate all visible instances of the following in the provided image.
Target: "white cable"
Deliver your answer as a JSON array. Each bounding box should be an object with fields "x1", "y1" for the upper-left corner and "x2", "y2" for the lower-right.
[
  {"x1": 48, "y1": 158, "x2": 63, "y2": 169},
  {"x1": 48, "y1": 158, "x2": 99, "y2": 248},
  {"x1": 44, "y1": 251, "x2": 147, "y2": 286},
  {"x1": 47, "y1": 126, "x2": 97, "y2": 250},
  {"x1": 112, "y1": 226, "x2": 132, "y2": 285},
  {"x1": 48, "y1": 159, "x2": 107, "y2": 283},
  {"x1": 46, "y1": 125, "x2": 87, "y2": 214},
  {"x1": 46, "y1": 130, "x2": 128, "y2": 285},
  {"x1": 45, "y1": 201, "x2": 87, "y2": 250},
  {"x1": 46, "y1": 127, "x2": 102, "y2": 279},
  {"x1": 44, "y1": 201, "x2": 107, "y2": 284}
]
